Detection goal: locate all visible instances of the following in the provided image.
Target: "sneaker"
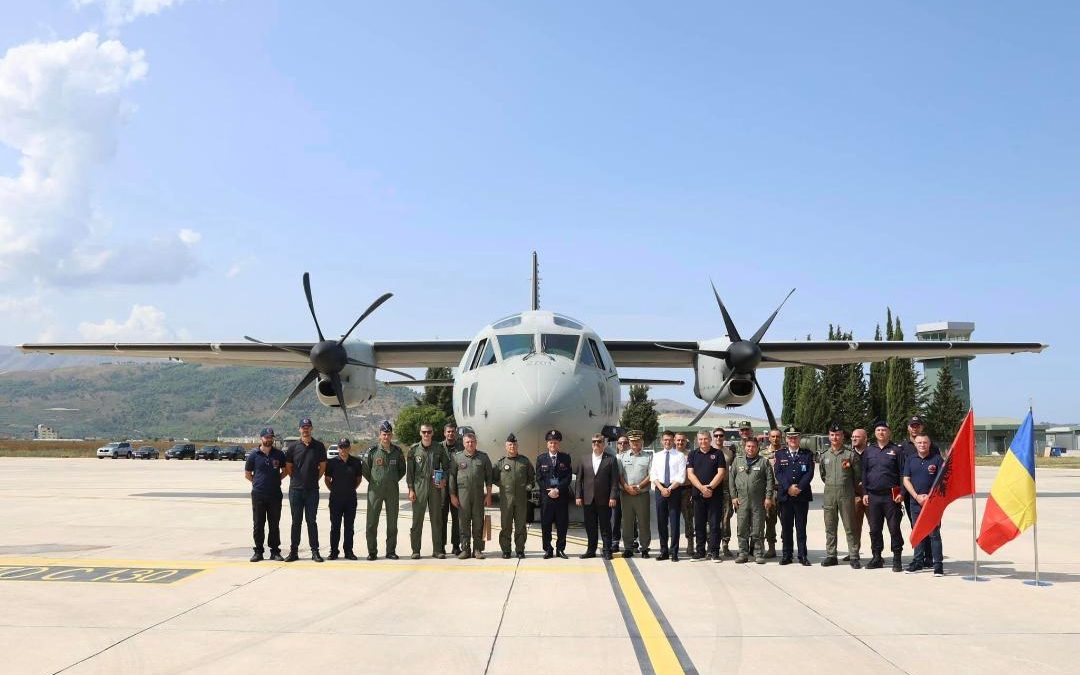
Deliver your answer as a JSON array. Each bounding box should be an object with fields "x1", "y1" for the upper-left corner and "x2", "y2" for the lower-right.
[
  {"x1": 269, "y1": 551, "x2": 285, "y2": 562},
  {"x1": 410, "y1": 553, "x2": 421, "y2": 560},
  {"x1": 933, "y1": 565, "x2": 945, "y2": 577},
  {"x1": 249, "y1": 551, "x2": 263, "y2": 563},
  {"x1": 735, "y1": 554, "x2": 749, "y2": 564},
  {"x1": 284, "y1": 551, "x2": 299, "y2": 563}
]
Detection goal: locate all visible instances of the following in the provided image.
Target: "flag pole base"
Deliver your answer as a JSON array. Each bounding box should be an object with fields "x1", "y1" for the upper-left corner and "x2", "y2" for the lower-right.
[
  {"x1": 1023, "y1": 580, "x2": 1053, "y2": 587},
  {"x1": 961, "y1": 575, "x2": 989, "y2": 582}
]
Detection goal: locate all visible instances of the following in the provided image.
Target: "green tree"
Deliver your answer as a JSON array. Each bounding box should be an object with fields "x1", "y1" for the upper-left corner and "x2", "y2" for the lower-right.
[
  {"x1": 839, "y1": 361, "x2": 872, "y2": 432},
  {"x1": 868, "y1": 323, "x2": 887, "y2": 422},
  {"x1": 394, "y1": 405, "x2": 449, "y2": 446},
  {"x1": 781, "y1": 365, "x2": 803, "y2": 427},
  {"x1": 620, "y1": 385, "x2": 659, "y2": 445},
  {"x1": 925, "y1": 360, "x2": 966, "y2": 444},
  {"x1": 886, "y1": 317, "x2": 919, "y2": 434},
  {"x1": 420, "y1": 367, "x2": 455, "y2": 423},
  {"x1": 794, "y1": 368, "x2": 829, "y2": 433}
]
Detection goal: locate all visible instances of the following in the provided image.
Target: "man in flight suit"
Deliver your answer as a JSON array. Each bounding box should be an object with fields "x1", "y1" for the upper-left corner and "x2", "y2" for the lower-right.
[
  {"x1": 407, "y1": 423, "x2": 451, "y2": 559},
  {"x1": 494, "y1": 433, "x2": 534, "y2": 559},
  {"x1": 819, "y1": 424, "x2": 863, "y2": 569},
  {"x1": 439, "y1": 423, "x2": 464, "y2": 556},
  {"x1": 449, "y1": 431, "x2": 493, "y2": 559},
  {"x1": 729, "y1": 437, "x2": 775, "y2": 564},
  {"x1": 760, "y1": 428, "x2": 784, "y2": 558},
  {"x1": 363, "y1": 420, "x2": 406, "y2": 560}
]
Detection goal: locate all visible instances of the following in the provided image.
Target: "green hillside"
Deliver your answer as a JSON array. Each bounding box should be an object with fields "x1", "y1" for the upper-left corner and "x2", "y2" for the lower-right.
[{"x1": 0, "y1": 362, "x2": 417, "y2": 440}]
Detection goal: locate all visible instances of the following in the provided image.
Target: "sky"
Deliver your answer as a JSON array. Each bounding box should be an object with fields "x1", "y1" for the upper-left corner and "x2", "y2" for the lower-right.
[{"x1": 0, "y1": 1, "x2": 1076, "y2": 421}]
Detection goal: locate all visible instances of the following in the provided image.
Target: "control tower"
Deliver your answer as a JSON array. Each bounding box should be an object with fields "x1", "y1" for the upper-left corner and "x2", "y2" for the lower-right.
[{"x1": 916, "y1": 321, "x2": 974, "y2": 410}]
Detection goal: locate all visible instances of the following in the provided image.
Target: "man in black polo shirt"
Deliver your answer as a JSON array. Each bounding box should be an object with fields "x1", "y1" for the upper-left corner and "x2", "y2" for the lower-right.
[
  {"x1": 324, "y1": 438, "x2": 363, "y2": 560},
  {"x1": 861, "y1": 420, "x2": 904, "y2": 572},
  {"x1": 284, "y1": 417, "x2": 328, "y2": 562},
  {"x1": 244, "y1": 427, "x2": 286, "y2": 562},
  {"x1": 902, "y1": 433, "x2": 946, "y2": 576},
  {"x1": 899, "y1": 415, "x2": 940, "y2": 570},
  {"x1": 687, "y1": 430, "x2": 727, "y2": 561}
]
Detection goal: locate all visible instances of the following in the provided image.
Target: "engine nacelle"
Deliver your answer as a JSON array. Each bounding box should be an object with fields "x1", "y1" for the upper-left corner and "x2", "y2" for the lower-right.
[
  {"x1": 315, "y1": 341, "x2": 377, "y2": 408},
  {"x1": 693, "y1": 338, "x2": 755, "y2": 407}
]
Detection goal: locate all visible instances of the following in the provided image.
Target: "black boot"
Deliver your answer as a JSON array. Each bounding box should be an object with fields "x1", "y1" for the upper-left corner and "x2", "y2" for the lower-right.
[{"x1": 892, "y1": 554, "x2": 903, "y2": 572}]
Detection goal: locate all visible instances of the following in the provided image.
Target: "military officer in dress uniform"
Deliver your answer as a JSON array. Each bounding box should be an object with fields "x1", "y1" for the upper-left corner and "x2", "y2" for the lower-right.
[
  {"x1": 729, "y1": 437, "x2": 775, "y2": 564},
  {"x1": 362, "y1": 420, "x2": 406, "y2": 561},
  {"x1": 760, "y1": 428, "x2": 784, "y2": 558},
  {"x1": 536, "y1": 429, "x2": 573, "y2": 559},
  {"x1": 819, "y1": 423, "x2": 863, "y2": 568},
  {"x1": 494, "y1": 433, "x2": 535, "y2": 559},
  {"x1": 406, "y1": 423, "x2": 452, "y2": 559},
  {"x1": 449, "y1": 431, "x2": 493, "y2": 559},
  {"x1": 618, "y1": 431, "x2": 652, "y2": 557},
  {"x1": 774, "y1": 426, "x2": 815, "y2": 566}
]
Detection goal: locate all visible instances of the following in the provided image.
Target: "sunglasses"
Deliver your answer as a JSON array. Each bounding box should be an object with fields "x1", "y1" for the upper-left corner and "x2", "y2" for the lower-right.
[
  {"x1": 420, "y1": 430, "x2": 433, "y2": 433},
  {"x1": 591, "y1": 440, "x2": 604, "y2": 444}
]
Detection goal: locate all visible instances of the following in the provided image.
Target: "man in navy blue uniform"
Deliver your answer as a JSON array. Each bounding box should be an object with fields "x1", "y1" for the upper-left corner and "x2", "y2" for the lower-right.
[
  {"x1": 774, "y1": 426, "x2": 814, "y2": 566},
  {"x1": 902, "y1": 433, "x2": 946, "y2": 576},
  {"x1": 899, "y1": 415, "x2": 940, "y2": 570},
  {"x1": 324, "y1": 438, "x2": 363, "y2": 560},
  {"x1": 244, "y1": 427, "x2": 286, "y2": 562},
  {"x1": 687, "y1": 431, "x2": 728, "y2": 561},
  {"x1": 861, "y1": 420, "x2": 905, "y2": 572},
  {"x1": 536, "y1": 429, "x2": 573, "y2": 559},
  {"x1": 284, "y1": 417, "x2": 328, "y2": 562}
]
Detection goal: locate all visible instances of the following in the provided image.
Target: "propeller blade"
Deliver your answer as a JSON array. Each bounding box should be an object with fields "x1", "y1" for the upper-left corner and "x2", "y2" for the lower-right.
[
  {"x1": 338, "y1": 292, "x2": 393, "y2": 345},
  {"x1": 243, "y1": 335, "x2": 311, "y2": 358},
  {"x1": 329, "y1": 372, "x2": 352, "y2": 431},
  {"x1": 749, "y1": 288, "x2": 796, "y2": 344},
  {"x1": 751, "y1": 372, "x2": 778, "y2": 430},
  {"x1": 710, "y1": 280, "x2": 741, "y2": 342},
  {"x1": 654, "y1": 343, "x2": 729, "y2": 360},
  {"x1": 267, "y1": 368, "x2": 319, "y2": 422},
  {"x1": 760, "y1": 356, "x2": 827, "y2": 371},
  {"x1": 345, "y1": 358, "x2": 416, "y2": 380},
  {"x1": 688, "y1": 372, "x2": 737, "y2": 426},
  {"x1": 302, "y1": 272, "x2": 325, "y2": 342}
]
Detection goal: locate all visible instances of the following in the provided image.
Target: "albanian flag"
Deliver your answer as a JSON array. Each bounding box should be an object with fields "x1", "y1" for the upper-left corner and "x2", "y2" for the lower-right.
[{"x1": 909, "y1": 409, "x2": 976, "y2": 547}]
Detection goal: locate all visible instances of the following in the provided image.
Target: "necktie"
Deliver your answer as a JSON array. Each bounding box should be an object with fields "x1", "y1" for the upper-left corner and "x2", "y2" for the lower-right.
[{"x1": 664, "y1": 451, "x2": 670, "y2": 485}]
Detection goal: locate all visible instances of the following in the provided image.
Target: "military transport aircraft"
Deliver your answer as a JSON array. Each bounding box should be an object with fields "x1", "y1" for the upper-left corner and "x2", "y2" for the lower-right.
[{"x1": 19, "y1": 253, "x2": 1046, "y2": 465}]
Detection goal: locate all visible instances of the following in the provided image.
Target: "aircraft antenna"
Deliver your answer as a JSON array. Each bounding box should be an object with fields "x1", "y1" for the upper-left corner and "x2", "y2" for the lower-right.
[{"x1": 531, "y1": 251, "x2": 540, "y2": 310}]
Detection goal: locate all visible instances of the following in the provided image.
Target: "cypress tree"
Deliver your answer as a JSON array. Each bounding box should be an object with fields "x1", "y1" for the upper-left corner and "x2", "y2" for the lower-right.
[
  {"x1": 421, "y1": 366, "x2": 455, "y2": 422},
  {"x1": 868, "y1": 323, "x2": 887, "y2": 421},
  {"x1": 620, "y1": 385, "x2": 659, "y2": 446},
  {"x1": 795, "y1": 368, "x2": 829, "y2": 433},
  {"x1": 926, "y1": 360, "x2": 966, "y2": 444},
  {"x1": 886, "y1": 317, "x2": 919, "y2": 433},
  {"x1": 782, "y1": 366, "x2": 803, "y2": 427}
]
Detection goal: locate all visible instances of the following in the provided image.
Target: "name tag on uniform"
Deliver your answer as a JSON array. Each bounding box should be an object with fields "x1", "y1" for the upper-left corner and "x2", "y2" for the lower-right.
[
  {"x1": 800, "y1": 465, "x2": 807, "y2": 472},
  {"x1": 752, "y1": 466, "x2": 760, "y2": 472}
]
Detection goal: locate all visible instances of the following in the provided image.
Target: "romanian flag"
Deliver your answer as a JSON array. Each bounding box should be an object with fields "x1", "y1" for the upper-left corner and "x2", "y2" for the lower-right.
[
  {"x1": 910, "y1": 409, "x2": 975, "y2": 547},
  {"x1": 977, "y1": 411, "x2": 1037, "y2": 554}
]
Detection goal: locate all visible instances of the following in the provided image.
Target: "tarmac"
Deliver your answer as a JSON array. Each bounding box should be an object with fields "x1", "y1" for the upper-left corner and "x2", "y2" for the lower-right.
[{"x1": 1, "y1": 457, "x2": 1078, "y2": 675}]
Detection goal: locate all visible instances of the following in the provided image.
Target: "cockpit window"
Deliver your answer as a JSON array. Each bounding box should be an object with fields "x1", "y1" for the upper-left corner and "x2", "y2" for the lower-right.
[
  {"x1": 497, "y1": 334, "x2": 534, "y2": 359},
  {"x1": 468, "y1": 338, "x2": 498, "y2": 370},
  {"x1": 477, "y1": 339, "x2": 497, "y2": 367},
  {"x1": 588, "y1": 338, "x2": 607, "y2": 370},
  {"x1": 579, "y1": 340, "x2": 598, "y2": 367},
  {"x1": 541, "y1": 334, "x2": 579, "y2": 359},
  {"x1": 492, "y1": 314, "x2": 522, "y2": 329},
  {"x1": 552, "y1": 314, "x2": 584, "y2": 329}
]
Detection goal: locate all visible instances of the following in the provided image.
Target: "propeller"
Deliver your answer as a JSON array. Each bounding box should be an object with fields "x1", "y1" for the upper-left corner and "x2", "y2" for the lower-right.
[
  {"x1": 245, "y1": 272, "x2": 415, "y2": 430},
  {"x1": 659, "y1": 284, "x2": 821, "y2": 430}
]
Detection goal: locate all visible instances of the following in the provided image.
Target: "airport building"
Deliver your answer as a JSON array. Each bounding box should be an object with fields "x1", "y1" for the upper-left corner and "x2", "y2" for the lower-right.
[
  {"x1": 916, "y1": 321, "x2": 974, "y2": 410},
  {"x1": 33, "y1": 424, "x2": 59, "y2": 440}
]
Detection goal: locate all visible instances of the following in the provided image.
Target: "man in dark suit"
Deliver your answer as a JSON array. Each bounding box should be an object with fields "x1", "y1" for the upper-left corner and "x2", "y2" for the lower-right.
[
  {"x1": 535, "y1": 429, "x2": 573, "y2": 559},
  {"x1": 774, "y1": 426, "x2": 815, "y2": 566},
  {"x1": 575, "y1": 434, "x2": 620, "y2": 559}
]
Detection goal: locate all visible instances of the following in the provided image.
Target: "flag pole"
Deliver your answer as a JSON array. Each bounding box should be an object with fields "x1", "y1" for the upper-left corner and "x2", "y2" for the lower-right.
[
  {"x1": 1023, "y1": 404, "x2": 1052, "y2": 587},
  {"x1": 963, "y1": 409, "x2": 986, "y2": 582}
]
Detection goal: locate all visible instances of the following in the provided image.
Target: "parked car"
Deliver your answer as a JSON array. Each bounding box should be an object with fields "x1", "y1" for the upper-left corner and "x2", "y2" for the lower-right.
[
  {"x1": 327, "y1": 444, "x2": 339, "y2": 460},
  {"x1": 96, "y1": 442, "x2": 133, "y2": 459},
  {"x1": 165, "y1": 443, "x2": 196, "y2": 460},
  {"x1": 132, "y1": 446, "x2": 159, "y2": 460},
  {"x1": 218, "y1": 445, "x2": 246, "y2": 461},
  {"x1": 195, "y1": 445, "x2": 221, "y2": 460}
]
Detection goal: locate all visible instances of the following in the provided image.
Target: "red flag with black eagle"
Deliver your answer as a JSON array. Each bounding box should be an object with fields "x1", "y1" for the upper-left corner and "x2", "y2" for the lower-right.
[{"x1": 909, "y1": 410, "x2": 976, "y2": 547}]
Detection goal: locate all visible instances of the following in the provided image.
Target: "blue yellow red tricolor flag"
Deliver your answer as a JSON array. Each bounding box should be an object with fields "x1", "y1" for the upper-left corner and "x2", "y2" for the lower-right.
[{"x1": 977, "y1": 411, "x2": 1037, "y2": 554}]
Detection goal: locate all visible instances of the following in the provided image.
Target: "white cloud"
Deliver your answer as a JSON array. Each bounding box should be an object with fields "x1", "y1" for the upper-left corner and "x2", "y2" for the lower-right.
[
  {"x1": 178, "y1": 228, "x2": 201, "y2": 246},
  {"x1": 78, "y1": 303, "x2": 176, "y2": 341},
  {"x1": 74, "y1": 0, "x2": 192, "y2": 29},
  {"x1": 0, "y1": 32, "x2": 200, "y2": 287}
]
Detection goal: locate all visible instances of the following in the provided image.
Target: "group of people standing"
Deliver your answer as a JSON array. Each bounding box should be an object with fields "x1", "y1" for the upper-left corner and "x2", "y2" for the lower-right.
[{"x1": 243, "y1": 415, "x2": 946, "y2": 576}]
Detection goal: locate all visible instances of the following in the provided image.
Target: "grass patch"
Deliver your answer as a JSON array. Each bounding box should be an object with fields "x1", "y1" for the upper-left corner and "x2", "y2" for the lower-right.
[{"x1": 975, "y1": 455, "x2": 1080, "y2": 469}]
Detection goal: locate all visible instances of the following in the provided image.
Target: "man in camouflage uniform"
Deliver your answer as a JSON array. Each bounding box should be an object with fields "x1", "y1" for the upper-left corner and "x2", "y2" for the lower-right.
[
  {"x1": 449, "y1": 431, "x2": 493, "y2": 559},
  {"x1": 406, "y1": 423, "x2": 452, "y2": 559},
  {"x1": 760, "y1": 427, "x2": 784, "y2": 558},
  {"x1": 363, "y1": 420, "x2": 406, "y2": 560},
  {"x1": 729, "y1": 437, "x2": 775, "y2": 564},
  {"x1": 619, "y1": 431, "x2": 652, "y2": 557},
  {"x1": 819, "y1": 423, "x2": 864, "y2": 568},
  {"x1": 493, "y1": 433, "x2": 534, "y2": 559}
]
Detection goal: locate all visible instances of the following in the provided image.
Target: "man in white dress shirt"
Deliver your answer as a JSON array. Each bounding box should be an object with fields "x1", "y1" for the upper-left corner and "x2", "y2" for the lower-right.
[{"x1": 650, "y1": 430, "x2": 687, "y2": 562}]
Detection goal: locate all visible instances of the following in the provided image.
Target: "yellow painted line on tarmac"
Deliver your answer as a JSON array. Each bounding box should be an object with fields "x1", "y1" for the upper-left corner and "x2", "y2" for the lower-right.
[{"x1": 607, "y1": 558, "x2": 696, "y2": 674}]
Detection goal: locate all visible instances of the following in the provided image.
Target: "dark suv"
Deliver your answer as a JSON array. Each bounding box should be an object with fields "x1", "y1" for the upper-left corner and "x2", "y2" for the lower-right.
[
  {"x1": 195, "y1": 445, "x2": 221, "y2": 460},
  {"x1": 132, "y1": 446, "x2": 159, "y2": 459},
  {"x1": 218, "y1": 445, "x2": 246, "y2": 461},
  {"x1": 165, "y1": 443, "x2": 196, "y2": 460}
]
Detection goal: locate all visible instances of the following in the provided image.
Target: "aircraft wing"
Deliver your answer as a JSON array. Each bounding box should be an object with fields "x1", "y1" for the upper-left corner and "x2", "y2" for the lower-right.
[
  {"x1": 16, "y1": 341, "x2": 471, "y2": 370},
  {"x1": 604, "y1": 340, "x2": 1047, "y2": 369}
]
